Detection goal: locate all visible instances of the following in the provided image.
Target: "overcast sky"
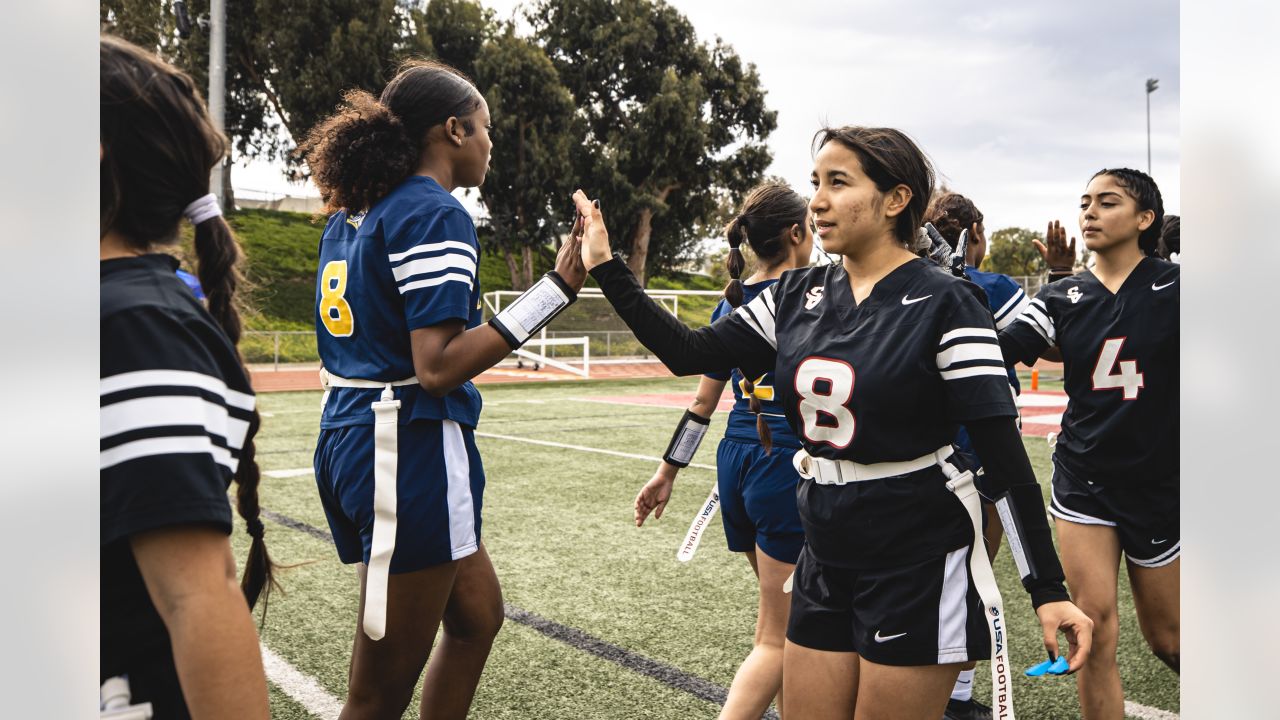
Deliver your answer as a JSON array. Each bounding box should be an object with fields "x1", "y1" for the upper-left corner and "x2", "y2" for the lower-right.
[{"x1": 238, "y1": 0, "x2": 1179, "y2": 236}]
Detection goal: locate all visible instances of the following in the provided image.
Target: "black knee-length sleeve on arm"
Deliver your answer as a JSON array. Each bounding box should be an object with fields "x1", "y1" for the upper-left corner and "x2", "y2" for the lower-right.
[
  {"x1": 589, "y1": 256, "x2": 777, "y2": 379},
  {"x1": 966, "y1": 416, "x2": 1070, "y2": 608}
]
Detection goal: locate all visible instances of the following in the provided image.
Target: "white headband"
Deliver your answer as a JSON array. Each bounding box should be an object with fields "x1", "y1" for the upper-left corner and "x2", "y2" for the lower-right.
[{"x1": 183, "y1": 193, "x2": 222, "y2": 225}]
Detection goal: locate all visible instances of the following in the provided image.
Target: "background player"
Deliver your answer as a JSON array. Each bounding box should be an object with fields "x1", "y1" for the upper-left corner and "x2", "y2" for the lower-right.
[
  {"x1": 100, "y1": 35, "x2": 273, "y2": 719},
  {"x1": 301, "y1": 60, "x2": 586, "y2": 719},
  {"x1": 575, "y1": 126, "x2": 1092, "y2": 720},
  {"x1": 635, "y1": 181, "x2": 812, "y2": 719},
  {"x1": 1000, "y1": 169, "x2": 1178, "y2": 720},
  {"x1": 924, "y1": 192, "x2": 1028, "y2": 720}
]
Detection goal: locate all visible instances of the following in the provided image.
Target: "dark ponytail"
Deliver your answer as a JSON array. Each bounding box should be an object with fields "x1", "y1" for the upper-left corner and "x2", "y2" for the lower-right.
[
  {"x1": 100, "y1": 35, "x2": 278, "y2": 612},
  {"x1": 721, "y1": 181, "x2": 808, "y2": 453},
  {"x1": 1091, "y1": 168, "x2": 1165, "y2": 256},
  {"x1": 301, "y1": 59, "x2": 482, "y2": 213}
]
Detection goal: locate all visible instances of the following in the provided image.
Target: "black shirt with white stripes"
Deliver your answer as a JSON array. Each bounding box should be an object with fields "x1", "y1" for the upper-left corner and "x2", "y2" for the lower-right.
[
  {"x1": 592, "y1": 257, "x2": 1025, "y2": 570},
  {"x1": 1000, "y1": 257, "x2": 1179, "y2": 485},
  {"x1": 100, "y1": 254, "x2": 255, "y2": 687}
]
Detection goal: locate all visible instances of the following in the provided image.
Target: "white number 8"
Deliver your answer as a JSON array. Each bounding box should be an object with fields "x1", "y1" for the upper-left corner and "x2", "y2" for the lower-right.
[{"x1": 795, "y1": 357, "x2": 857, "y2": 448}]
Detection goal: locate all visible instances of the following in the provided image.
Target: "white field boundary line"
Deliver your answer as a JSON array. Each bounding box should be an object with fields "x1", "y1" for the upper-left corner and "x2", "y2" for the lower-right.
[
  {"x1": 260, "y1": 643, "x2": 342, "y2": 719},
  {"x1": 264, "y1": 467, "x2": 314, "y2": 478},
  {"x1": 475, "y1": 431, "x2": 715, "y2": 471},
  {"x1": 1125, "y1": 701, "x2": 1179, "y2": 720}
]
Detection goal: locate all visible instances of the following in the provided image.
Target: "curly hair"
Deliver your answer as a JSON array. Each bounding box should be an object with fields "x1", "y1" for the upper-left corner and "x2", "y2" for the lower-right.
[
  {"x1": 925, "y1": 192, "x2": 983, "y2": 252},
  {"x1": 300, "y1": 59, "x2": 482, "y2": 213}
]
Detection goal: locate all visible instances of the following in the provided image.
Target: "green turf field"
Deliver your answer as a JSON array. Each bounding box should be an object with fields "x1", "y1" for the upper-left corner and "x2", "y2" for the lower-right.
[{"x1": 239, "y1": 376, "x2": 1177, "y2": 719}]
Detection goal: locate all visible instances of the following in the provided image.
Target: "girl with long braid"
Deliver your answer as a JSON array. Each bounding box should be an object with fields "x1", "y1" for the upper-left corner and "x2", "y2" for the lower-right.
[
  {"x1": 635, "y1": 181, "x2": 812, "y2": 719},
  {"x1": 100, "y1": 35, "x2": 275, "y2": 719}
]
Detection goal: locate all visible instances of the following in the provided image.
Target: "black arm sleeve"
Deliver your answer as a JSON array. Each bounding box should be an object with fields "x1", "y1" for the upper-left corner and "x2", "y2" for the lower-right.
[
  {"x1": 589, "y1": 256, "x2": 776, "y2": 379},
  {"x1": 966, "y1": 416, "x2": 1070, "y2": 608},
  {"x1": 998, "y1": 328, "x2": 1044, "y2": 368}
]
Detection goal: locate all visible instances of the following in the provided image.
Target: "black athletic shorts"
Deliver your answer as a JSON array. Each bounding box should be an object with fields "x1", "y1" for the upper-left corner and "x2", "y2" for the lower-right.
[
  {"x1": 1048, "y1": 456, "x2": 1180, "y2": 568},
  {"x1": 785, "y1": 543, "x2": 991, "y2": 666}
]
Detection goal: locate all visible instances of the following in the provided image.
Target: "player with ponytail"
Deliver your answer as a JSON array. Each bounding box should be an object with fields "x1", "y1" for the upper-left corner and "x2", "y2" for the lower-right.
[
  {"x1": 300, "y1": 59, "x2": 586, "y2": 719},
  {"x1": 100, "y1": 35, "x2": 272, "y2": 718},
  {"x1": 635, "y1": 181, "x2": 812, "y2": 720},
  {"x1": 1000, "y1": 167, "x2": 1179, "y2": 718}
]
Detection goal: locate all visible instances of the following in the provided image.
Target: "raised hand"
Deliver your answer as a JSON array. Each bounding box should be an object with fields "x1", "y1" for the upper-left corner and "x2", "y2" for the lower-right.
[
  {"x1": 1033, "y1": 600, "x2": 1094, "y2": 674},
  {"x1": 554, "y1": 209, "x2": 587, "y2": 292},
  {"x1": 572, "y1": 189, "x2": 613, "y2": 270},
  {"x1": 1034, "y1": 220, "x2": 1077, "y2": 272}
]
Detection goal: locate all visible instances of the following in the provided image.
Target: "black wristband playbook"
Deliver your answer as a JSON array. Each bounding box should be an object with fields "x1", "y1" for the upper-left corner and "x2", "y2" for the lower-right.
[
  {"x1": 663, "y1": 410, "x2": 711, "y2": 467},
  {"x1": 488, "y1": 270, "x2": 576, "y2": 350}
]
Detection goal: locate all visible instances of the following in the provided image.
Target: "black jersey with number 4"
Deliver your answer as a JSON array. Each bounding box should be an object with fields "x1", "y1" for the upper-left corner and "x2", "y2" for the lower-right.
[
  {"x1": 1002, "y1": 257, "x2": 1178, "y2": 485},
  {"x1": 722, "y1": 258, "x2": 1018, "y2": 567}
]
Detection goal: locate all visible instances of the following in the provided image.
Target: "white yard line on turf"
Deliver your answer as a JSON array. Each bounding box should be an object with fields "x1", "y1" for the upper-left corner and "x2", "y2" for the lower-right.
[
  {"x1": 264, "y1": 467, "x2": 314, "y2": 478},
  {"x1": 1125, "y1": 701, "x2": 1179, "y2": 720},
  {"x1": 475, "y1": 431, "x2": 716, "y2": 471},
  {"x1": 260, "y1": 643, "x2": 343, "y2": 719}
]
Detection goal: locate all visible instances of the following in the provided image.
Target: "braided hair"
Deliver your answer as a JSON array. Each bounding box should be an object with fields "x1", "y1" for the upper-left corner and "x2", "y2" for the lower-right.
[
  {"x1": 723, "y1": 182, "x2": 808, "y2": 452},
  {"x1": 101, "y1": 35, "x2": 278, "y2": 612},
  {"x1": 1091, "y1": 168, "x2": 1165, "y2": 257}
]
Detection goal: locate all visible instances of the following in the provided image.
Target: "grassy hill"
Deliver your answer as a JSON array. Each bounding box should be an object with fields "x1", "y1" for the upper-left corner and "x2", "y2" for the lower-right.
[{"x1": 186, "y1": 208, "x2": 723, "y2": 363}]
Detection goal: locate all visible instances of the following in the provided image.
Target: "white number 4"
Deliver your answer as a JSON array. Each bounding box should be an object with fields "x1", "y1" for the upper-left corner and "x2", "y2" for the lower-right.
[{"x1": 1091, "y1": 337, "x2": 1143, "y2": 400}]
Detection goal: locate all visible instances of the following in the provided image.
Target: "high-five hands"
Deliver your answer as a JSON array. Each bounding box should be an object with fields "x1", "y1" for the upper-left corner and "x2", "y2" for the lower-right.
[
  {"x1": 1035, "y1": 220, "x2": 1077, "y2": 272},
  {"x1": 554, "y1": 208, "x2": 588, "y2": 292},
  {"x1": 572, "y1": 190, "x2": 612, "y2": 270}
]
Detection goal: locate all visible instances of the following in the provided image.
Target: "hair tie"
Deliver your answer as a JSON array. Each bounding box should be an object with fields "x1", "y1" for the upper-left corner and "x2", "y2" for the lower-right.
[{"x1": 183, "y1": 193, "x2": 222, "y2": 225}]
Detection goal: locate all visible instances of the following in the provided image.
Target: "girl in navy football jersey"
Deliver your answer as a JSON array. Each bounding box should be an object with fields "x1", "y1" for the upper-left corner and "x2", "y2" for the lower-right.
[
  {"x1": 576, "y1": 127, "x2": 1092, "y2": 720},
  {"x1": 100, "y1": 36, "x2": 273, "y2": 719},
  {"x1": 301, "y1": 61, "x2": 586, "y2": 719},
  {"x1": 1001, "y1": 169, "x2": 1178, "y2": 719},
  {"x1": 635, "y1": 181, "x2": 812, "y2": 719}
]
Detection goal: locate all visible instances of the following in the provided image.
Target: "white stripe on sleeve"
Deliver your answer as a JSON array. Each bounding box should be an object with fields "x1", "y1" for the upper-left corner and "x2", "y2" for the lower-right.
[
  {"x1": 937, "y1": 343, "x2": 1005, "y2": 370},
  {"x1": 387, "y1": 240, "x2": 477, "y2": 264},
  {"x1": 759, "y1": 286, "x2": 777, "y2": 317},
  {"x1": 391, "y1": 252, "x2": 477, "y2": 283},
  {"x1": 940, "y1": 365, "x2": 1010, "y2": 381},
  {"x1": 992, "y1": 289, "x2": 1030, "y2": 330},
  {"x1": 101, "y1": 395, "x2": 251, "y2": 451},
  {"x1": 938, "y1": 326, "x2": 998, "y2": 346},
  {"x1": 100, "y1": 436, "x2": 237, "y2": 473},
  {"x1": 734, "y1": 296, "x2": 777, "y2": 349},
  {"x1": 398, "y1": 272, "x2": 475, "y2": 294},
  {"x1": 1017, "y1": 300, "x2": 1055, "y2": 343},
  {"x1": 100, "y1": 370, "x2": 255, "y2": 411}
]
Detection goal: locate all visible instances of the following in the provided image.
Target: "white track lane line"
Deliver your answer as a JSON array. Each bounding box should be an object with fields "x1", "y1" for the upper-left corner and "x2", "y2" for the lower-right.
[
  {"x1": 475, "y1": 431, "x2": 716, "y2": 471},
  {"x1": 260, "y1": 643, "x2": 343, "y2": 719}
]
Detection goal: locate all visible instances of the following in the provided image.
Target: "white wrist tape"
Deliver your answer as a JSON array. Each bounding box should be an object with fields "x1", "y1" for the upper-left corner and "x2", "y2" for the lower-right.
[
  {"x1": 489, "y1": 271, "x2": 575, "y2": 349},
  {"x1": 664, "y1": 410, "x2": 710, "y2": 467}
]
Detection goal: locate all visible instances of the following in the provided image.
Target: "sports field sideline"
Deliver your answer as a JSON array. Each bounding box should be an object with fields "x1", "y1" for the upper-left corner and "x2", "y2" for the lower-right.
[{"x1": 238, "y1": 375, "x2": 1177, "y2": 720}]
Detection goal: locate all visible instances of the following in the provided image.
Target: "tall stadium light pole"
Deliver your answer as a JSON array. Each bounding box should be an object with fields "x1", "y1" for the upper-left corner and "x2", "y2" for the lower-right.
[
  {"x1": 1145, "y1": 78, "x2": 1159, "y2": 175},
  {"x1": 208, "y1": 0, "x2": 227, "y2": 207}
]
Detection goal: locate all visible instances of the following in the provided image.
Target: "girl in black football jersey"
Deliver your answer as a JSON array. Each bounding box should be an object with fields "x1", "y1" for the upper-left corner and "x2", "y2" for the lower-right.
[
  {"x1": 574, "y1": 127, "x2": 1092, "y2": 720},
  {"x1": 1001, "y1": 169, "x2": 1178, "y2": 720},
  {"x1": 100, "y1": 36, "x2": 273, "y2": 718}
]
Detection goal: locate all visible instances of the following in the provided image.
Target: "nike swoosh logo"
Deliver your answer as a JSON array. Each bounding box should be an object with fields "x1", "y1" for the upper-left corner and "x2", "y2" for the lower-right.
[
  {"x1": 1152, "y1": 281, "x2": 1177, "y2": 291},
  {"x1": 901, "y1": 295, "x2": 933, "y2": 305},
  {"x1": 873, "y1": 631, "x2": 908, "y2": 643},
  {"x1": 1151, "y1": 538, "x2": 1168, "y2": 544}
]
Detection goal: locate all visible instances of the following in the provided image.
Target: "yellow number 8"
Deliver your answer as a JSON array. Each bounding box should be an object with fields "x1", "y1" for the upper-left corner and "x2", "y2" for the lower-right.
[{"x1": 319, "y1": 260, "x2": 355, "y2": 337}]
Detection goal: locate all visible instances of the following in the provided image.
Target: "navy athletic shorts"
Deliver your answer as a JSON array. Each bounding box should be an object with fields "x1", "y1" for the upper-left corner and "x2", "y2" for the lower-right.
[
  {"x1": 716, "y1": 438, "x2": 804, "y2": 564},
  {"x1": 1048, "y1": 456, "x2": 1179, "y2": 568},
  {"x1": 314, "y1": 419, "x2": 485, "y2": 572},
  {"x1": 786, "y1": 542, "x2": 991, "y2": 665}
]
